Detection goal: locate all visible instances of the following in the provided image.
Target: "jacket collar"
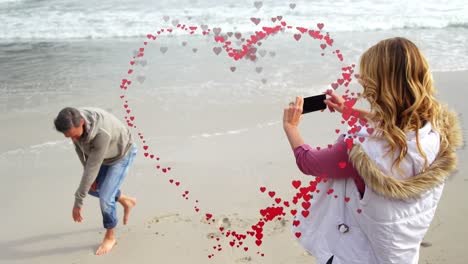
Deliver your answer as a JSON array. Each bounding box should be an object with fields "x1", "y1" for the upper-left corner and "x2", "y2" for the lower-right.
[{"x1": 348, "y1": 106, "x2": 463, "y2": 199}]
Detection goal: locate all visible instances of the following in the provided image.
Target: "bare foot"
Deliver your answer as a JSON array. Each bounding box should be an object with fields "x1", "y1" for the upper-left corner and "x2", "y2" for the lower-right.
[
  {"x1": 95, "y1": 237, "x2": 116, "y2": 255},
  {"x1": 121, "y1": 197, "x2": 137, "y2": 225}
]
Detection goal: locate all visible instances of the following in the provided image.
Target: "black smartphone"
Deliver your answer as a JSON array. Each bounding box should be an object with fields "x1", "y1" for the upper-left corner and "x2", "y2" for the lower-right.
[{"x1": 302, "y1": 94, "x2": 327, "y2": 114}]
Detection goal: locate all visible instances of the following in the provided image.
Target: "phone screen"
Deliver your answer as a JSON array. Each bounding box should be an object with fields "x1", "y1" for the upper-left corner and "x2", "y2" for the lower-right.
[{"x1": 302, "y1": 94, "x2": 327, "y2": 114}]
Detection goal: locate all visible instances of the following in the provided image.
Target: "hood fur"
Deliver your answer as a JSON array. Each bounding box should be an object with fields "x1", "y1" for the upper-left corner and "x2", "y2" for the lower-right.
[{"x1": 349, "y1": 106, "x2": 464, "y2": 199}]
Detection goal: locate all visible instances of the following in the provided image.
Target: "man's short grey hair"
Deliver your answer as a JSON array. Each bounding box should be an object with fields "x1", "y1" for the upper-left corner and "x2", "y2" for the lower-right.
[{"x1": 54, "y1": 107, "x2": 82, "y2": 133}]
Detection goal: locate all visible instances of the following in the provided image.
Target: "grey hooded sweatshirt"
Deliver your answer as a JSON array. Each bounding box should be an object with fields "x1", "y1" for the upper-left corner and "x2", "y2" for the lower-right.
[{"x1": 72, "y1": 107, "x2": 134, "y2": 208}]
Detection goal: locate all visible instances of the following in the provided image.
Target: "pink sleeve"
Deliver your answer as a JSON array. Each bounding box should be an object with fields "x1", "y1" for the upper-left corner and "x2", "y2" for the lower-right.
[{"x1": 293, "y1": 135, "x2": 365, "y2": 195}]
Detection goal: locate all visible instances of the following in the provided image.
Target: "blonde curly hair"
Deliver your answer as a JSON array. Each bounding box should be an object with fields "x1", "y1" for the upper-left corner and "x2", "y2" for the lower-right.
[{"x1": 359, "y1": 37, "x2": 443, "y2": 172}]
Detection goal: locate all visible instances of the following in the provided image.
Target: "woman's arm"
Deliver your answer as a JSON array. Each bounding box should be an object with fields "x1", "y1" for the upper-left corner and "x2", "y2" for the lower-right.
[{"x1": 283, "y1": 96, "x2": 365, "y2": 194}]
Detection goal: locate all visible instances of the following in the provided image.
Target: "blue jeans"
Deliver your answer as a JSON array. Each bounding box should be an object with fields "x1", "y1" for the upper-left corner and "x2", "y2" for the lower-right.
[{"x1": 88, "y1": 145, "x2": 137, "y2": 229}]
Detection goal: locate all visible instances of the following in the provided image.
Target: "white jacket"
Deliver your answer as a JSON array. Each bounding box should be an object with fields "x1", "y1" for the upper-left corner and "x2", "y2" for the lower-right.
[{"x1": 292, "y1": 108, "x2": 462, "y2": 264}]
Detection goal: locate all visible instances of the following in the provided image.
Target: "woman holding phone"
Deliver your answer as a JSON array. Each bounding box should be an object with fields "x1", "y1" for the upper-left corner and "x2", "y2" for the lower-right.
[{"x1": 283, "y1": 37, "x2": 463, "y2": 264}]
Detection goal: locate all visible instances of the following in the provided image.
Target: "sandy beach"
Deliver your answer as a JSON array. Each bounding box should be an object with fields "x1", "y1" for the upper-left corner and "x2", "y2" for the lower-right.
[
  {"x1": 0, "y1": 69, "x2": 467, "y2": 263},
  {"x1": 1, "y1": 0, "x2": 468, "y2": 263}
]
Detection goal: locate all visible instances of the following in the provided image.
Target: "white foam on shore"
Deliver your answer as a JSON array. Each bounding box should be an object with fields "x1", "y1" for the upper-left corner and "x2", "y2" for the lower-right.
[
  {"x1": 190, "y1": 120, "x2": 280, "y2": 139},
  {"x1": 1, "y1": 0, "x2": 467, "y2": 40},
  {"x1": 0, "y1": 139, "x2": 69, "y2": 157}
]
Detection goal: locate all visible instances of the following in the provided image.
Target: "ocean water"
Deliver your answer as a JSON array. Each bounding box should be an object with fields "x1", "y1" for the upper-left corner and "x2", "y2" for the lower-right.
[{"x1": 0, "y1": 0, "x2": 467, "y2": 153}]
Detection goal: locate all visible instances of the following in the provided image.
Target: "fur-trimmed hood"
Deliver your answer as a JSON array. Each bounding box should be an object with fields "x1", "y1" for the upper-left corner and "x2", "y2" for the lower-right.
[{"x1": 348, "y1": 106, "x2": 463, "y2": 200}]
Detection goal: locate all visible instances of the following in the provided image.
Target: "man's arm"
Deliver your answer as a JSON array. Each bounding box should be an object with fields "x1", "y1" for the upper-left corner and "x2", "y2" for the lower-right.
[
  {"x1": 74, "y1": 142, "x2": 86, "y2": 166},
  {"x1": 74, "y1": 130, "x2": 111, "y2": 208}
]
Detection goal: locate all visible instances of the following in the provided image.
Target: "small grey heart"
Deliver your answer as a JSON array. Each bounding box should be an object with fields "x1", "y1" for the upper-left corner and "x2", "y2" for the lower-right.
[
  {"x1": 259, "y1": 50, "x2": 267, "y2": 57},
  {"x1": 254, "y1": 1, "x2": 263, "y2": 9},
  {"x1": 213, "y1": 27, "x2": 222, "y2": 35},
  {"x1": 171, "y1": 19, "x2": 179, "y2": 27},
  {"x1": 182, "y1": 41, "x2": 187, "y2": 47},
  {"x1": 227, "y1": 32, "x2": 233, "y2": 37},
  {"x1": 160, "y1": 47, "x2": 168, "y2": 54},
  {"x1": 213, "y1": 47, "x2": 222, "y2": 55},
  {"x1": 234, "y1": 32, "x2": 242, "y2": 39},
  {"x1": 140, "y1": 60, "x2": 147, "y2": 67},
  {"x1": 201, "y1": 24, "x2": 209, "y2": 31},
  {"x1": 289, "y1": 3, "x2": 296, "y2": 9},
  {"x1": 261, "y1": 78, "x2": 267, "y2": 84},
  {"x1": 250, "y1": 17, "x2": 261, "y2": 25},
  {"x1": 163, "y1": 16, "x2": 170, "y2": 22},
  {"x1": 230, "y1": 66, "x2": 236, "y2": 72},
  {"x1": 255, "y1": 67, "x2": 263, "y2": 73},
  {"x1": 192, "y1": 48, "x2": 198, "y2": 53},
  {"x1": 269, "y1": 51, "x2": 276, "y2": 57},
  {"x1": 248, "y1": 47, "x2": 257, "y2": 54}
]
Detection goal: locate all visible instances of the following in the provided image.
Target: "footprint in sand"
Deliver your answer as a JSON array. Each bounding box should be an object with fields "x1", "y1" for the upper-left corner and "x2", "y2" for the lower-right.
[{"x1": 235, "y1": 256, "x2": 252, "y2": 263}]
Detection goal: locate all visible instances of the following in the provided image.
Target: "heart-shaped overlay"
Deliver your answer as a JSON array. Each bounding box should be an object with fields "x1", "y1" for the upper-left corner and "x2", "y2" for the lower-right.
[{"x1": 118, "y1": 12, "x2": 370, "y2": 259}]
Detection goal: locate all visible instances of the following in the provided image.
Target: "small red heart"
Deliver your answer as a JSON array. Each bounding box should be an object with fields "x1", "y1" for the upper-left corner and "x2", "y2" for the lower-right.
[
  {"x1": 293, "y1": 220, "x2": 300, "y2": 227},
  {"x1": 169, "y1": 179, "x2": 173, "y2": 183},
  {"x1": 317, "y1": 23, "x2": 324, "y2": 30},
  {"x1": 244, "y1": 247, "x2": 249, "y2": 252},
  {"x1": 293, "y1": 34, "x2": 301, "y2": 41},
  {"x1": 295, "y1": 232, "x2": 302, "y2": 238},
  {"x1": 357, "y1": 209, "x2": 362, "y2": 214},
  {"x1": 275, "y1": 198, "x2": 281, "y2": 204},
  {"x1": 290, "y1": 209, "x2": 297, "y2": 215},
  {"x1": 255, "y1": 240, "x2": 262, "y2": 246},
  {"x1": 268, "y1": 191, "x2": 275, "y2": 198},
  {"x1": 260, "y1": 187, "x2": 266, "y2": 192},
  {"x1": 338, "y1": 161, "x2": 347, "y2": 169},
  {"x1": 302, "y1": 201, "x2": 311, "y2": 210},
  {"x1": 367, "y1": 128, "x2": 375, "y2": 135},
  {"x1": 175, "y1": 182, "x2": 180, "y2": 186},
  {"x1": 301, "y1": 210, "x2": 309, "y2": 217},
  {"x1": 283, "y1": 201, "x2": 290, "y2": 207},
  {"x1": 345, "y1": 197, "x2": 350, "y2": 202},
  {"x1": 335, "y1": 129, "x2": 340, "y2": 134},
  {"x1": 292, "y1": 180, "x2": 301, "y2": 189}
]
